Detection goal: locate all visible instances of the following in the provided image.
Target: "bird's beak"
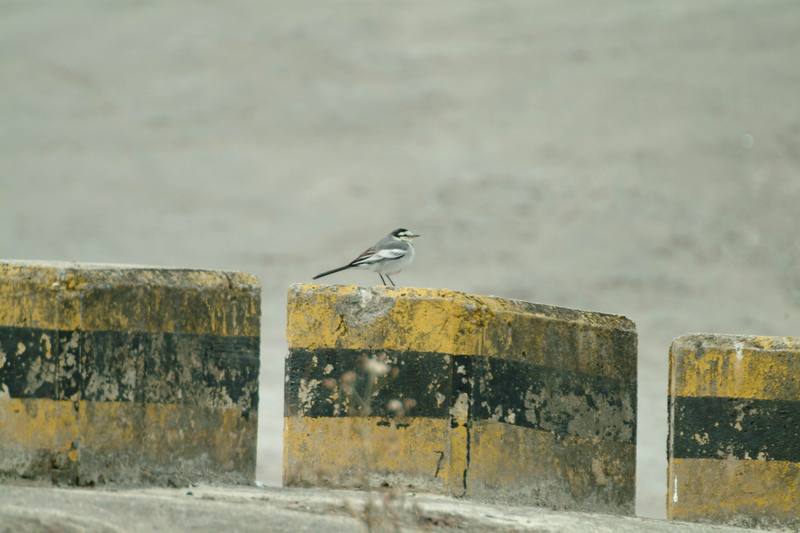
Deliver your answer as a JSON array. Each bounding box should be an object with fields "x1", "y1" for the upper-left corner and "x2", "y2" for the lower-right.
[{"x1": 409, "y1": 233, "x2": 421, "y2": 238}]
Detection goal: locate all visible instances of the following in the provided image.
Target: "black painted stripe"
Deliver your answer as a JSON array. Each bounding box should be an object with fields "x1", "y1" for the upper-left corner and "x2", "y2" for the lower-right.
[
  {"x1": 471, "y1": 356, "x2": 635, "y2": 443},
  {"x1": 0, "y1": 326, "x2": 60, "y2": 399},
  {"x1": 0, "y1": 326, "x2": 260, "y2": 417},
  {"x1": 285, "y1": 348, "x2": 635, "y2": 444},
  {"x1": 671, "y1": 396, "x2": 800, "y2": 462},
  {"x1": 284, "y1": 348, "x2": 452, "y2": 419}
]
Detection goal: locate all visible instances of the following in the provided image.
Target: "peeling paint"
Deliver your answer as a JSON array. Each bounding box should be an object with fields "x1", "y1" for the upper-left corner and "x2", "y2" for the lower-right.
[
  {"x1": 298, "y1": 379, "x2": 321, "y2": 412},
  {"x1": 40, "y1": 333, "x2": 52, "y2": 359},
  {"x1": 288, "y1": 284, "x2": 636, "y2": 381},
  {"x1": 333, "y1": 287, "x2": 397, "y2": 327},
  {"x1": 286, "y1": 284, "x2": 636, "y2": 514},
  {"x1": 669, "y1": 334, "x2": 800, "y2": 529},
  {"x1": 505, "y1": 409, "x2": 516, "y2": 425},
  {"x1": 435, "y1": 392, "x2": 446, "y2": 408},
  {"x1": 0, "y1": 261, "x2": 261, "y2": 486},
  {"x1": 450, "y1": 392, "x2": 469, "y2": 425}
]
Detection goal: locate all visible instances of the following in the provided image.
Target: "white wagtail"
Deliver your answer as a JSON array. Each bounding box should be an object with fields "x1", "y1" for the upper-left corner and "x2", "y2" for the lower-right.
[{"x1": 313, "y1": 228, "x2": 420, "y2": 287}]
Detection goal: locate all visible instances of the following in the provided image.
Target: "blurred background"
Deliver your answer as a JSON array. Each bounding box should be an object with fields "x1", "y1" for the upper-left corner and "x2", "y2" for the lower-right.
[{"x1": 2, "y1": 0, "x2": 799, "y2": 518}]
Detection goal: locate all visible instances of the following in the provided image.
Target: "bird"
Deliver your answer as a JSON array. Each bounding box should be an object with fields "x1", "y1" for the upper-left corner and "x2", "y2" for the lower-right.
[{"x1": 313, "y1": 228, "x2": 420, "y2": 287}]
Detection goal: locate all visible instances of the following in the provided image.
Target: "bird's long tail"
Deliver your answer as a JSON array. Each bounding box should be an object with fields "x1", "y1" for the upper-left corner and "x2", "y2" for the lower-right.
[{"x1": 313, "y1": 264, "x2": 353, "y2": 280}]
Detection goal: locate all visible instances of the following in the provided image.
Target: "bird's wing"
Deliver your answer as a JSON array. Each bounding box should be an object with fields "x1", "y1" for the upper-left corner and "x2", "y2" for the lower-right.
[
  {"x1": 374, "y1": 248, "x2": 407, "y2": 259},
  {"x1": 349, "y1": 247, "x2": 407, "y2": 266}
]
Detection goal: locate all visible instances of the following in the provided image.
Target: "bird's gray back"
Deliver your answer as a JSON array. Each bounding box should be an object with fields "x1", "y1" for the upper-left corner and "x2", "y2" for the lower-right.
[{"x1": 375, "y1": 235, "x2": 411, "y2": 252}]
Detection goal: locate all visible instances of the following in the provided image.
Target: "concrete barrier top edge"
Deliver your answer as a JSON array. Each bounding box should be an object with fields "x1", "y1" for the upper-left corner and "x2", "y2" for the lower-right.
[
  {"x1": 0, "y1": 259, "x2": 261, "y2": 290},
  {"x1": 671, "y1": 333, "x2": 800, "y2": 353},
  {"x1": 289, "y1": 283, "x2": 636, "y2": 332},
  {"x1": 0, "y1": 260, "x2": 261, "y2": 336},
  {"x1": 670, "y1": 333, "x2": 800, "y2": 401}
]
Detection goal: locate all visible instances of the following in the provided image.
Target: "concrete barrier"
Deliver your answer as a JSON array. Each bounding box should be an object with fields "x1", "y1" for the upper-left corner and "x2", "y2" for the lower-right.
[
  {"x1": 668, "y1": 334, "x2": 800, "y2": 529},
  {"x1": 284, "y1": 284, "x2": 637, "y2": 514},
  {"x1": 0, "y1": 260, "x2": 260, "y2": 485}
]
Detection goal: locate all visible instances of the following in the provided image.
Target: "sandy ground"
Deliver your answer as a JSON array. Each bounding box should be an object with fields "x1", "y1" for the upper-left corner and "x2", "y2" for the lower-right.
[
  {"x1": 2, "y1": 0, "x2": 799, "y2": 519},
  {"x1": 0, "y1": 483, "x2": 761, "y2": 532}
]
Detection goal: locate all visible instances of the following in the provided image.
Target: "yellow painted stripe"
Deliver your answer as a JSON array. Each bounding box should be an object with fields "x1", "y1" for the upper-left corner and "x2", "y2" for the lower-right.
[
  {"x1": 668, "y1": 458, "x2": 800, "y2": 525},
  {"x1": 0, "y1": 264, "x2": 68, "y2": 331},
  {"x1": 0, "y1": 398, "x2": 79, "y2": 457},
  {"x1": 80, "y1": 401, "x2": 257, "y2": 478},
  {"x1": 0, "y1": 262, "x2": 260, "y2": 336},
  {"x1": 287, "y1": 284, "x2": 635, "y2": 379},
  {"x1": 283, "y1": 416, "x2": 451, "y2": 492},
  {"x1": 467, "y1": 421, "x2": 636, "y2": 514},
  {"x1": 447, "y1": 426, "x2": 469, "y2": 496},
  {"x1": 670, "y1": 335, "x2": 800, "y2": 401},
  {"x1": 0, "y1": 398, "x2": 256, "y2": 480},
  {"x1": 283, "y1": 415, "x2": 635, "y2": 512}
]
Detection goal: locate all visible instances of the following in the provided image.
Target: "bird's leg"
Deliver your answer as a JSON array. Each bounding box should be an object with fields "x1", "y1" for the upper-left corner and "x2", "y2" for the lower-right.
[
  {"x1": 386, "y1": 274, "x2": 396, "y2": 287},
  {"x1": 379, "y1": 273, "x2": 387, "y2": 286}
]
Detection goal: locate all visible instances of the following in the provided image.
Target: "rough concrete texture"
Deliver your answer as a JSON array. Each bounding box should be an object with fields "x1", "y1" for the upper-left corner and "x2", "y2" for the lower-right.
[
  {"x1": 668, "y1": 335, "x2": 800, "y2": 530},
  {"x1": 2, "y1": 1, "x2": 800, "y2": 518},
  {"x1": 0, "y1": 483, "x2": 767, "y2": 533},
  {"x1": 0, "y1": 261, "x2": 260, "y2": 486},
  {"x1": 285, "y1": 284, "x2": 636, "y2": 514}
]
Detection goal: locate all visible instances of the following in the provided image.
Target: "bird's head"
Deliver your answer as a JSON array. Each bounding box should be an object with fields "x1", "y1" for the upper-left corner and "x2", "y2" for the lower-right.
[{"x1": 391, "y1": 228, "x2": 421, "y2": 242}]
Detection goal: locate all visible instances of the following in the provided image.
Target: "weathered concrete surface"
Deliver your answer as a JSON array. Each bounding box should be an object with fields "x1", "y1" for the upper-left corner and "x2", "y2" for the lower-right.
[
  {"x1": 668, "y1": 335, "x2": 800, "y2": 530},
  {"x1": 285, "y1": 284, "x2": 636, "y2": 514},
  {"x1": 0, "y1": 483, "x2": 765, "y2": 533},
  {"x1": 3, "y1": 1, "x2": 800, "y2": 519},
  {"x1": 0, "y1": 260, "x2": 260, "y2": 486}
]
